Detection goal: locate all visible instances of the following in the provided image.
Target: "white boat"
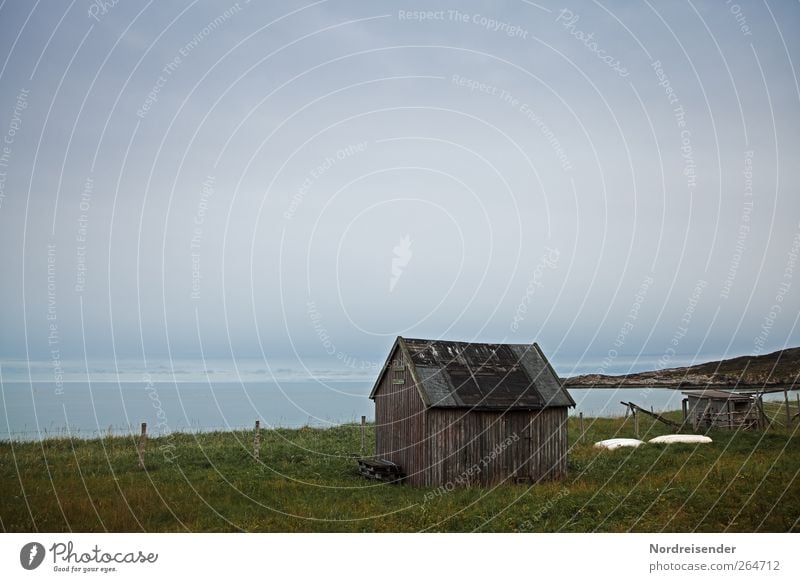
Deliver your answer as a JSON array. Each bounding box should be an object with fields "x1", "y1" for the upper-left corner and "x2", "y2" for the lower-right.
[
  {"x1": 594, "y1": 438, "x2": 645, "y2": 450},
  {"x1": 648, "y1": 434, "x2": 712, "y2": 444}
]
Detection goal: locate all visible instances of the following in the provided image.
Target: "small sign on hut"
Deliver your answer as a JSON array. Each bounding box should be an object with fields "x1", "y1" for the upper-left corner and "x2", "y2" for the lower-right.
[{"x1": 368, "y1": 337, "x2": 575, "y2": 487}]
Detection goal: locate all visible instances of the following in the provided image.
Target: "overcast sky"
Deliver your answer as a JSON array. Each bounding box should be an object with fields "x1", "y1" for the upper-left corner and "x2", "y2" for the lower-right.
[{"x1": 0, "y1": 0, "x2": 798, "y2": 377}]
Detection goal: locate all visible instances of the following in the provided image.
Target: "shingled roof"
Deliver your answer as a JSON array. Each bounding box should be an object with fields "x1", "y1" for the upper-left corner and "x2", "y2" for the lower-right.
[{"x1": 369, "y1": 337, "x2": 575, "y2": 410}]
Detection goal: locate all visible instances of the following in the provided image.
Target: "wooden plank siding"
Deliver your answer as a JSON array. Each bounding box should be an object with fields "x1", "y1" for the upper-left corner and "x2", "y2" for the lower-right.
[
  {"x1": 423, "y1": 408, "x2": 568, "y2": 487},
  {"x1": 371, "y1": 340, "x2": 571, "y2": 488},
  {"x1": 373, "y1": 352, "x2": 427, "y2": 485}
]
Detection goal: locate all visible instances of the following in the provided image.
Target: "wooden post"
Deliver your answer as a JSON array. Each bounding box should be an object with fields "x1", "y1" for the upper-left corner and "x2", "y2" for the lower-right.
[
  {"x1": 253, "y1": 420, "x2": 261, "y2": 462},
  {"x1": 783, "y1": 388, "x2": 792, "y2": 426},
  {"x1": 682, "y1": 398, "x2": 688, "y2": 421},
  {"x1": 726, "y1": 400, "x2": 733, "y2": 429},
  {"x1": 784, "y1": 389, "x2": 791, "y2": 425},
  {"x1": 753, "y1": 400, "x2": 760, "y2": 430},
  {"x1": 137, "y1": 422, "x2": 147, "y2": 469},
  {"x1": 360, "y1": 415, "x2": 366, "y2": 454},
  {"x1": 697, "y1": 401, "x2": 712, "y2": 432},
  {"x1": 757, "y1": 396, "x2": 767, "y2": 430},
  {"x1": 633, "y1": 409, "x2": 639, "y2": 438},
  {"x1": 579, "y1": 412, "x2": 584, "y2": 439}
]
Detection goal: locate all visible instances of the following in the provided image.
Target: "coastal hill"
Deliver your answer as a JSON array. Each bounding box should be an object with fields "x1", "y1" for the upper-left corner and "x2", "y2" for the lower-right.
[{"x1": 565, "y1": 347, "x2": 800, "y2": 388}]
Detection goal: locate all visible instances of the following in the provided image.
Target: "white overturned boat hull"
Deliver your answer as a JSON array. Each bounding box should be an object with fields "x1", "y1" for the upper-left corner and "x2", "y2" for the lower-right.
[
  {"x1": 594, "y1": 438, "x2": 645, "y2": 450},
  {"x1": 648, "y1": 434, "x2": 712, "y2": 444}
]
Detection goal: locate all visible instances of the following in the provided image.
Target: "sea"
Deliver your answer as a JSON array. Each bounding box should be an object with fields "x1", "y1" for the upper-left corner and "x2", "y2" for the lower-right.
[{"x1": 0, "y1": 357, "x2": 792, "y2": 441}]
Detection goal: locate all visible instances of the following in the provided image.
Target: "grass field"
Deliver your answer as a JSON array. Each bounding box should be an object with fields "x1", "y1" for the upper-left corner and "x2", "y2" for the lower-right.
[{"x1": 1, "y1": 403, "x2": 798, "y2": 532}]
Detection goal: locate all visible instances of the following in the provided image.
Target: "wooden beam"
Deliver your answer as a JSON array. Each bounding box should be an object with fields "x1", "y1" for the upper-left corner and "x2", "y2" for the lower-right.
[
  {"x1": 137, "y1": 422, "x2": 147, "y2": 469},
  {"x1": 253, "y1": 420, "x2": 261, "y2": 462},
  {"x1": 620, "y1": 401, "x2": 682, "y2": 429},
  {"x1": 361, "y1": 415, "x2": 366, "y2": 453},
  {"x1": 785, "y1": 389, "x2": 791, "y2": 425}
]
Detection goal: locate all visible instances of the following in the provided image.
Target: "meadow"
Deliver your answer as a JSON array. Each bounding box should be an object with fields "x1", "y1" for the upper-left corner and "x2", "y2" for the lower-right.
[{"x1": 1, "y1": 403, "x2": 798, "y2": 532}]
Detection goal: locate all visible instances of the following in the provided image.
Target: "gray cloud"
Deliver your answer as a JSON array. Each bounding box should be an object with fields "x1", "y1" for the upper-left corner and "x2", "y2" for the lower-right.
[{"x1": 0, "y1": 0, "x2": 798, "y2": 377}]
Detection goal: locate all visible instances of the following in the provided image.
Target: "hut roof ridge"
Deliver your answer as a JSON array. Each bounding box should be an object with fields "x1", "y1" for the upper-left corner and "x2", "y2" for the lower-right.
[{"x1": 369, "y1": 336, "x2": 575, "y2": 410}]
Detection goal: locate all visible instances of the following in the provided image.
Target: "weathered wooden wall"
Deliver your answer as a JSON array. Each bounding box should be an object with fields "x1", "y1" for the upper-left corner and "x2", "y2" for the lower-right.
[
  {"x1": 373, "y1": 353, "x2": 427, "y2": 485},
  {"x1": 424, "y1": 407, "x2": 568, "y2": 487},
  {"x1": 686, "y1": 395, "x2": 759, "y2": 430},
  {"x1": 373, "y1": 347, "x2": 570, "y2": 487}
]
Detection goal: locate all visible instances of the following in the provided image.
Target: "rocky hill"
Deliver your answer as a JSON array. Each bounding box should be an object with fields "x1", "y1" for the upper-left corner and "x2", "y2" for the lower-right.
[{"x1": 565, "y1": 347, "x2": 800, "y2": 387}]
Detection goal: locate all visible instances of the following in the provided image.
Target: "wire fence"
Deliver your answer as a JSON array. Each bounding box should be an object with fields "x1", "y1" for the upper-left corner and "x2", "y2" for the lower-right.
[
  {"x1": 0, "y1": 418, "x2": 371, "y2": 442},
  {"x1": 2, "y1": 393, "x2": 796, "y2": 443}
]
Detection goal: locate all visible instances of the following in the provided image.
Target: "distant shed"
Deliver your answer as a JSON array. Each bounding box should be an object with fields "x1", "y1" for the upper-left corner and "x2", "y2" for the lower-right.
[
  {"x1": 681, "y1": 389, "x2": 762, "y2": 430},
  {"x1": 369, "y1": 337, "x2": 575, "y2": 487}
]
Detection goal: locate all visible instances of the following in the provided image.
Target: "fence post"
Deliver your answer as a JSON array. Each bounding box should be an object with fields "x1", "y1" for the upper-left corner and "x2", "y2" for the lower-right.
[
  {"x1": 757, "y1": 397, "x2": 768, "y2": 430},
  {"x1": 579, "y1": 412, "x2": 584, "y2": 442},
  {"x1": 784, "y1": 389, "x2": 791, "y2": 425},
  {"x1": 360, "y1": 415, "x2": 366, "y2": 454},
  {"x1": 634, "y1": 409, "x2": 639, "y2": 438},
  {"x1": 137, "y1": 422, "x2": 147, "y2": 469},
  {"x1": 794, "y1": 392, "x2": 800, "y2": 423},
  {"x1": 253, "y1": 420, "x2": 261, "y2": 462}
]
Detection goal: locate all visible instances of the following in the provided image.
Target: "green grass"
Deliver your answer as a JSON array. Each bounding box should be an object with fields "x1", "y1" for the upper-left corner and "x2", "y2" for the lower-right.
[{"x1": 1, "y1": 404, "x2": 798, "y2": 532}]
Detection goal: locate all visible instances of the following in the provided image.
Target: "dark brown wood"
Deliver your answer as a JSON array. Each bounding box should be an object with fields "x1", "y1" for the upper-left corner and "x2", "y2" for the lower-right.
[
  {"x1": 622, "y1": 401, "x2": 682, "y2": 429},
  {"x1": 685, "y1": 393, "x2": 761, "y2": 430},
  {"x1": 373, "y1": 349, "x2": 426, "y2": 485},
  {"x1": 784, "y1": 389, "x2": 791, "y2": 425},
  {"x1": 422, "y1": 407, "x2": 567, "y2": 487},
  {"x1": 357, "y1": 458, "x2": 404, "y2": 483},
  {"x1": 253, "y1": 420, "x2": 261, "y2": 462},
  {"x1": 360, "y1": 415, "x2": 366, "y2": 453},
  {"x1": 137, "y1": 422, "x2": 147, "y2": 469},
  {"x1": 371, "y1": 340, "x2": 571, "y2": 487},
  {"x1": 757, "y1": 396, "x2": 766, "y2": 429},
  {"x1": 696, "y1": 400, "x2": 713, "y2": 431}
]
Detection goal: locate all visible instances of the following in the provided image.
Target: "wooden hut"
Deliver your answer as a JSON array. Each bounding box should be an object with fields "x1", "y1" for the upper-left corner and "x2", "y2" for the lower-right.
[
  {"x1": 681, "y1": 389, "x2": 762, "y2": 430},
  {"x1": 368, "y1": 337, "x2": 575, "y2": 487}
]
